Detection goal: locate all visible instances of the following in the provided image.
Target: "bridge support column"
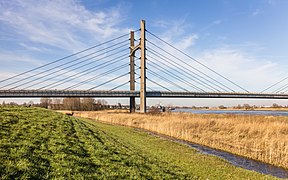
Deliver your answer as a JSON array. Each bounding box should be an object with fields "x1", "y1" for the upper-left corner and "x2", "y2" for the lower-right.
[
  {"x1": 129, "y1": 31, "x2": 136, "y2": 113},
  {"x1": 140, "y1": 20, "x2": 146, "y2": 113}
]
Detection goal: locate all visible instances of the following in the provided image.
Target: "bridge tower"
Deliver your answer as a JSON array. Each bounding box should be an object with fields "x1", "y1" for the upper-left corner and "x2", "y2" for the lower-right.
[
  {"x1": 129, "y1": 20, "x2": 146, "y2": 113},
  {"x1": 139, "y1": 20, "x2": 147, "y2": 113},
  {"x1": 129, "y1": 31, "x2": 136, "y2": 113}
]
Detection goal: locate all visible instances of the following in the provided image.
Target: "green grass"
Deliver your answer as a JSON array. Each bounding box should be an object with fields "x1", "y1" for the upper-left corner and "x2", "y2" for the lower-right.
[{"x1": 0, "y1": 107, "x2": 278, "y2": 179}]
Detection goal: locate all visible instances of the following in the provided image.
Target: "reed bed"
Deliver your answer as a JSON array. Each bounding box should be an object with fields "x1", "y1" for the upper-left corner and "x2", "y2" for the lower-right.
[{"x1": 75, "y1": 111, "x2": 288, "y2": 169}]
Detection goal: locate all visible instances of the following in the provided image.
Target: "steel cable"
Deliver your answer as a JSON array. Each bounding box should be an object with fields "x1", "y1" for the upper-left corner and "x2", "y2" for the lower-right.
[
  {"x1": 65, "y1": 63, "x2": 129, "y2": 90},
  {"x1": 10, "y1": 47, "x2": 129, "y2": 90},
  {"x1": 146, "y1": 30, "x2": 249, "y2": 92},
  {"x1": 0, "y1": 33, "x2": 130, "y2": 84},
  {"x1": 146, "y1": 40, "x2": 235, "y2": 92},
  {"x1": 146, "y1": 60, "x2": 205, "y2": 92},
  {"x1": 88, "y1": 73, "x2": 129, "y2": 90},
  {"x1": 146, "y1": 68, "x2": 189, "y2": 92},
  {"x1": 147, "y1": 48, "x2": 222, "y2": 92},
  {"x1": 37, "y1": 54, "x2": 128, "y2": 90}
]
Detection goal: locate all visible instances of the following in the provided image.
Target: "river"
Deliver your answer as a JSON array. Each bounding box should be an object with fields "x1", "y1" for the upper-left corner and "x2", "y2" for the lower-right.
[{"x1": 173, "y1": 109, "x2": 288, "y2": 116}]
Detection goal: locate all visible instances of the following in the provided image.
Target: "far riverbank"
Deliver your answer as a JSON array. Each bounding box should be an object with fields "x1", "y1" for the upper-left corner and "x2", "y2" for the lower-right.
[{"x1": 173, "y1": 108, "x2": 288, "y2": 116}]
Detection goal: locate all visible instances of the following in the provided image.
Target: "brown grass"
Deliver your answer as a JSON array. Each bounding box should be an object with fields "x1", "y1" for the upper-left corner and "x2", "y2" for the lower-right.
[{"x1": 72, "y1": 111, "x2": 288, "y2": 169}]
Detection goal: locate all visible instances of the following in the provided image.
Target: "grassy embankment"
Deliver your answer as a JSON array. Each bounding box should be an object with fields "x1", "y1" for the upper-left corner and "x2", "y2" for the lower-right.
[
  {"x1": 76, "y1": 111, "x2": 288, "y2": 170},
  {"x1": 0, "y1": 107, "x2": 275, "y2": 179}
]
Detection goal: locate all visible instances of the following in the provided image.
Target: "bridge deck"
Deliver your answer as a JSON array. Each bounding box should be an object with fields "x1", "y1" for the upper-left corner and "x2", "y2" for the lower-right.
[{"x1": 0, "y1": 90, "x2": 288, "y2": 99}]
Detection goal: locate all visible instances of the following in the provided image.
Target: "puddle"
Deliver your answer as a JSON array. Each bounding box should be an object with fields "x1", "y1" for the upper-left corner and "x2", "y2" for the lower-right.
[{"x1": 151, "y1": 132, "x2": 288, "y2": 179}]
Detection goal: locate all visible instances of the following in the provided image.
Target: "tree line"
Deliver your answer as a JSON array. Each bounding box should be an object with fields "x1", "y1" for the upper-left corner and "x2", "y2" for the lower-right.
[{"x1": 39, "y1": 98, "x2": 108, "y2": 111}]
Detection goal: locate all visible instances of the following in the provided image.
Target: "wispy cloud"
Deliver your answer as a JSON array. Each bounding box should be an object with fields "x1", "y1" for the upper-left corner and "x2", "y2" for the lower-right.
[
  {"x1": 18, "y1": 43, "x2": 48, "y2": 52},
  {"x1": 151, "y1": 18, "x2": 198, "y2": 51},
  {"x1": 0, "y1": 0, "x2": 131, "y2": 86},
  {"x1": 148, "y1": 18, "x2": 283, "y2": 92},
  {"x1": 198, "y1": 47, "x2": 281, "y2": 92},
  {"x1": 0, "y1": 0, "x2": 129, "y2": 53},
  {"x1": 0, "y1": 51, "x2": 43, "y2": 66},
  {"x1": 267, "y1": 0, "x2": 276, "y2": 5},
  {"x1": 147, "y1": 17, "x2": 287, "y2": 93},
  {"x1": 212, "y1": 20, "x2": 222, "y2": 25},
  {"x1": 0, "y1": 50, "x2": 45, "y2": 81},
  {"x1": 0, "y1": 1, "x2": 285, "y2": 95},
  {"x1": 252, "y1": 9, "x2": 261, "y2": 16},
  {"x1": 200, "y1": 19, "x2": 223, "y2": 32},
  {"x1": 148, "y1": 17, "x2": 285, "y2": 92}
]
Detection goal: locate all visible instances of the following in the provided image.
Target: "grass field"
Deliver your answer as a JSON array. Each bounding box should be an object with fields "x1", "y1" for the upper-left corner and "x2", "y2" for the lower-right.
[
  {"x1": 0, "y1": 107, "x2": 278, "y2": 179},
  {"x1": 76, "y1": 111, "x2": 288, "y2": 170}
]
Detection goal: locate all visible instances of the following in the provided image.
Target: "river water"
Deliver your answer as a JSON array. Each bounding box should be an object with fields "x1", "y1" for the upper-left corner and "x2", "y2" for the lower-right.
[
  {"x1": 173, "y1": 109, "x2": 288, "y2": 116},
  {"x1": 169, "y1": 108, "x2": 288, "y2": 178}
]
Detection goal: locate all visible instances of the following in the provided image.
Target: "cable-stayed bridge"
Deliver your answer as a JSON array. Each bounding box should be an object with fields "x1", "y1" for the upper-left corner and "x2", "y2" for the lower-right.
[{"x1": 1, "y1": 20, "x2": 288, "y2": 113}]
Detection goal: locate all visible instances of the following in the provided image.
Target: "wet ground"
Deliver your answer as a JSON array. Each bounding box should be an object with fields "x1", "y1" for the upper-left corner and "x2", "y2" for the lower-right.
[{"x1": 151, "y1": 132, "x2": 288, "y2": 179}]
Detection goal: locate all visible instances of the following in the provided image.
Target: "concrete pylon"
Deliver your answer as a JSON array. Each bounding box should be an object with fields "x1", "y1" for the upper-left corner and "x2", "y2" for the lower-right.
[
  {"x1": 129, "y1": 31, "x2": 136, "y2": 113},
  {"x1": 139, "y1": 20, "x2": 146, "y2": 113}
]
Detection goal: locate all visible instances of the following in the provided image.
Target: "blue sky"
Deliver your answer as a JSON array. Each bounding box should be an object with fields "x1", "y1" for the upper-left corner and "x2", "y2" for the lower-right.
[{"x1": 1, "y1": 0, "x2": 288, "y2": 106}]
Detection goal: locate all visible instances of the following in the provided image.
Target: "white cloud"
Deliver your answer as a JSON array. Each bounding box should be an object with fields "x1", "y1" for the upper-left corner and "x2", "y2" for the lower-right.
[
  {"x1": 0, "y1": 0, "x2": 129, "y2": 52},
  {"x1": 0, "y1": 0, "x2": 132, "y2": 89},
  {"x1": 212, "y1": 20, "x2": 222, "y2": 25},
  {"x1": 174, "y1": 34, "x2": 198, "y2": 51},
  {"x1": 0, "y1": 51, "x2": 43, "y2": 66},
  {"x1": 18, "y1": 43, "x2": 47, "y2": 52},
  {"x1": 147, "y1": 19, "x2": 279, "y2": 93},
  {"x1": 151, "y1": 20, "x2": 170, "y2": 28},
  {"x1": 200, "y1": 19, "x2": 223, "y2": 32},
  {"x1": 151, "y1": 18, "x2": 198, "y2": 51},
  {"x1": 0, "y1": 1, "x2": 285, "y2": 96},
  {"x1": 198, "y1": 47, "x2": 281, "y2": 92},
  {"x1": 0, "y1": 72, "x2": 17, "y2": 80},
  {"x1": 131, "y1": 17, "x2": 287, "y2": 94},
  {"x1": 267, "y1": 0, "x2": 276, "y2": 5},
  {"x1": 252, "y1": 9, "x2": 260, "y2": 16},
  {"x1": 147, "y1": 20, "x2": 287, "y2": 93}
]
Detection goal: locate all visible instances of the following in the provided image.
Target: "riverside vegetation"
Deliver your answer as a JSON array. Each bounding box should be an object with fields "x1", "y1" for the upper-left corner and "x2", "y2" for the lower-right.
[
  {"x1": 77, "y1": 111, "x2": 288, "y2": 170},
  {"x1": 0, "y1": 107, "x2": 276, "y2": 179}
]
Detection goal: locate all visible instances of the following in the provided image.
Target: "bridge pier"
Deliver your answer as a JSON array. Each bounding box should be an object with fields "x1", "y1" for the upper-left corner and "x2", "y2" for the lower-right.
[
  {"x1": 129, "y1": 31, "x2": 136, "y2": 113},
  {"x1": 139, "y1": 20, "x2": 147, "y2": 113}
]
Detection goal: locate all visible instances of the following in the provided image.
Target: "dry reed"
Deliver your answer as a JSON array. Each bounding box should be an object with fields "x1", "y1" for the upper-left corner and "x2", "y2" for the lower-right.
[{"x1": 74, "y1": 111, "x2": 288, "y2": 169}]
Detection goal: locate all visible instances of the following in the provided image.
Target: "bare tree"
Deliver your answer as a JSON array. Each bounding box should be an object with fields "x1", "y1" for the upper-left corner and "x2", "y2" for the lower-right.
[
  {"x1": 81, "y1": 98, "x2": 95, "y2": 111},
  {"x1": 51, "y1": 98, "x2": 62, "y2": 110},
  {"x1": 40, "y1": 98, "x2": 52, "y2": 108},
  {"x1": 63, "y1": 98, "x2": 81, "y2": 110}
]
